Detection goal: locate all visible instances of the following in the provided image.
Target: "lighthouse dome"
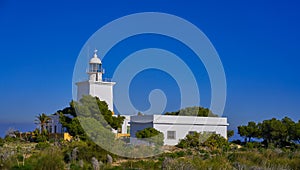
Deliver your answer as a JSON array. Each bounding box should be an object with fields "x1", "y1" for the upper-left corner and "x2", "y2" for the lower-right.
[{"x1": 89, "y1": 50, "x2": 102, "y2": 64}]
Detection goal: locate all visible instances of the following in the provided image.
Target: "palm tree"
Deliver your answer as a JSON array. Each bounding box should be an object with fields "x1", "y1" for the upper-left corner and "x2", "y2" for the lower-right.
[{"x1": 35, "y1": 113, "x2": 51, "y2": 133}]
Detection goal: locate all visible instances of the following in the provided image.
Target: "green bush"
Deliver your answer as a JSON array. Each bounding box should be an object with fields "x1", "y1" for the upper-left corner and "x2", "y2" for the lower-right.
[
  {"x1": 177, "y1": 133, "x2": 202, "y2": 148},
  {"x1": 63, "y1": 140, "x2": 110, "y2": 164},
  {"x1": 163, "y1": 151, "x2": 186, "y2": 158},
  {"x1": 135, "y1": 127, "x2": 164, "y2": 146},
  {"x1": 120, "y1": 160, "x2": 161, "y2": 170},
  {"x1": 31, "y1": 148, "x2": 65, "y2": 170},
  {"x1": 4, "y1": 136, "x2": 19, "y2": 143},
  {"x1": 35, "y1": 142, "x2": 50, "y2": 150},
  {"x1": 177, "y1": 132, "x2": 229, "y2": 151},
  {"x1": 11, "y1": 164, "x2": 34, "y2": 170},
  {"x1": 0, "y1": 138, "x2": 4, "y2": 147}
]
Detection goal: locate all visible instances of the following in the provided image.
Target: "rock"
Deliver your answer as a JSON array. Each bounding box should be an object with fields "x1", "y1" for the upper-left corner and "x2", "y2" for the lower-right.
[
  {"x1": 71, "y1": 147, "x2": 78, "y2": 161},
  {"x1": 79, "y1": 160, "x2": 84, "y2": 168},
  {"x1": 107, "y1": 154, "x2": 113, "y2": 164},
  {"x1": 91, "y1": 157, "x2": 99, "y2": 170}
]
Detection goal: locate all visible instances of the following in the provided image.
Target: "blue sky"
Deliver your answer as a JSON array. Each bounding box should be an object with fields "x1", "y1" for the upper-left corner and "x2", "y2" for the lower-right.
[{"x1": 0, "y1": 0, "x2": 300, "y2": 138}]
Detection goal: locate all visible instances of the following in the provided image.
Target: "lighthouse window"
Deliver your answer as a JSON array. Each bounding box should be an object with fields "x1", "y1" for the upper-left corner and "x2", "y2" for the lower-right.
[
  {"x1": 97, "y1": 65, "x2": 101, "y2": 72},
  {"x1": 90, "y1": 63, "x2": 98, "y2": 72}
]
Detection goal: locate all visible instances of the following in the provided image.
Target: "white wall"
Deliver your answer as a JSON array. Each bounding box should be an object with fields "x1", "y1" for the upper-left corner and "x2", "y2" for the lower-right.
[
  {"x1": 89, "y1": 81, "x2": 115, "y2": 112},
  {"x1": 47, "y1": 114, "x2": 64, "y2": 134},
  {"x1": 154, "y1": 124, "x2": 227, "y2": 145},
  {"x1": 130, "y1": 115, "x2": 228, "y2": 146},
  {"x1": 76, "y1": 80, "x2": 115, "y2": 112},
  {"x1": 121, "y1": 115, "x2": 130, "y2": 134},
  {"x1": 76, "y1": 81, "x2": 90, "y2": 101}
]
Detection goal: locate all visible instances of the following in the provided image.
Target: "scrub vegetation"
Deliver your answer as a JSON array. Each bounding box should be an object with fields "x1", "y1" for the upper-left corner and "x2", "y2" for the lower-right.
[{"x1": 1, "y1": 96, "x2": 299, "y2": 169}]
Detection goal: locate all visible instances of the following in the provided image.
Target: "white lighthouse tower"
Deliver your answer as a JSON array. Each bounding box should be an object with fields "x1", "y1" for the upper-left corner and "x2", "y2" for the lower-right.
[{"x1": 76, "y1": 50, "x2": 116, "y2": 112}]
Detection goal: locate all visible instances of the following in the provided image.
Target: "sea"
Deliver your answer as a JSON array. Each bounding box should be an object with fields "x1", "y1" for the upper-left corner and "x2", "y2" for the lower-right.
[{"x1": 0, "y1": 122, "x2": 36, "y2": 138}]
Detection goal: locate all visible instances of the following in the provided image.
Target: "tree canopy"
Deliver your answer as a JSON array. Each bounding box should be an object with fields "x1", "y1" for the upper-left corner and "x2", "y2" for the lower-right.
[
  {"x1": 238, "y1": 121, "x2": 260, "y2": 142},
  {"x1": 238, "y1": 117, "x2": 300, "y2": 147},
  {"x1": 58, "y1": 95, "x2": 125, "y2": 140},
  {"x1": 177, "y1": 132, "x2": 229, "y2": 151},
  {"x1": 164, "y1": 106, "x2": 218, "y2": 117},
  {"x1": 136, "y1": 127, "x2": 164, "y2": 146},
  {"x1": 35, "y1": 113, "x2": 51, "y2": 133}
]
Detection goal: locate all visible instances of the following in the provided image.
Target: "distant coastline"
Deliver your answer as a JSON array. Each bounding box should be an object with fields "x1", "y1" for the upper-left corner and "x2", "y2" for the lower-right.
[{"x1": 0, "y1": 122, "x2": 36, "y2": 138}]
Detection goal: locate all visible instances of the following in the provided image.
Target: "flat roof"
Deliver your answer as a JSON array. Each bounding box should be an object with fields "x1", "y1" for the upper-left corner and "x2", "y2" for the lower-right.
[{"x1": 130, "y1": 115, "x2": 228, "y2": 126}]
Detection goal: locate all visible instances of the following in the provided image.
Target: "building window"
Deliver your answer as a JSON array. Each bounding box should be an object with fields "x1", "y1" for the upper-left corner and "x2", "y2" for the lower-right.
[
  {"x1": 167, "y1": 131, "x2": 176, "y2": 140},
  {"x1": 205, "y1": 131, "x2": 216, "y2": 135},
  {"x1": 127, "y1": 126, "x2": 130, "y2": 134},
  {"x1": 54, "y1": 126, "x2": 57, "y2": 133},
  {"x1": 188, "y1": 131, "x2": 196, "y2": 135},
  {"x1": 49, "y1": 126, "x2": 52, "y2": 133}
]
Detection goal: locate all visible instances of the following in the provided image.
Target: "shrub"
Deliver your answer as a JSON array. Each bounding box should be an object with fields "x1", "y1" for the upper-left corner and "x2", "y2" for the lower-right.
[
  {"x1": 63, "y1": 140, "x2": 111, "y2": 164},
  {"x1": 0, "y1": 138, "x2": 4, "y2": 147},
  {"x1": 11, "y1": 164, "x2": 33, "y2": 170},
  {"x1": 177, "y1": 132, "x2": 229, "y2": 151},
  {"x1": 136, "y1": 127, "x2": 164, "y2": 146},
  {"x1": 202, "y1": 134, "x2": 229, "y2": 151},
  {"x1": 31, "y1": 148, "x2": 65, "y2": 170},
  {"x1": 35, "y1": 142, "x2": 50, "y2": 150},
  {"x1": 120, "y1": 160, "x2": 161, "y2": 170},
  {"x1": 36, "y1": 134, "x2": 48, "y2": 143},
  {"x1": 177, "y1": 133, "x2": 202, "y2": 148}
]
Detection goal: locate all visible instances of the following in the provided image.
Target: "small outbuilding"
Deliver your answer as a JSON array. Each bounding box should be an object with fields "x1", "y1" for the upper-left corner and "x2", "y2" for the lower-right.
[{"x1": 130, "y1": 115, "x2": 228, "y2": 146}]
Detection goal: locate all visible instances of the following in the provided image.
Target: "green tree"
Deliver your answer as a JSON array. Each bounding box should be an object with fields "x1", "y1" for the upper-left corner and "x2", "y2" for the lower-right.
[
  {"x1": 59, "y1": 95, "x2": 125, "y2": 140},
  {"x1": 0, "y1": 137, "x2": 4, "y2": 147},
  {"x1": 58, "y1": 101, "x2": 87, "y2": 140},
  {"x1": 281, "y1": 116, "x2": 296, "y2": 143},
  {"x1": 240, "y1": 117, "x2": 299, "y2": 148},
  {"x1": 260, "y1": 118, "x2": 288, "y2": 147},
  {"x1": 293, "y1": 120, "x2": 300, "y2": 143},
  {"x1": 227, "y1": 130, "x2": 234, "y2": 139},
  {"x1": 35, "y1": 113, "x2": 50, "y2": 133},
  {"x1": 76, "y1": 95, "x2": 125, "y2": 130},
  {"x1": 136, "y1": 127, "x2": 164, "y2": 146},
  {"x1": 238, "y1": 121, "x2": 260, "y2": 143},
  {"x1": 165, "y1": 106, "x2": 218, "y2": 117}
]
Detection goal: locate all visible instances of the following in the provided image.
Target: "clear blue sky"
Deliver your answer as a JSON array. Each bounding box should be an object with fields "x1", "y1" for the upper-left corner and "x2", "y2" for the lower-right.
[{"x1": 0, "y1": 0, "x2": 300, "y2": 137}]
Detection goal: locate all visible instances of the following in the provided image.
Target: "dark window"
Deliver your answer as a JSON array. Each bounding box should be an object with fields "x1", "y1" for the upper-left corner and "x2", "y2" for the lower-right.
[
  {"x1": 167, "y1": 131, "x2": 176, "y2": 139},
  {"x1": 188, "y1": 131, "x2": 196, "y2": 135},
  {"x1": 127, "y1": 126, "x2": 130, "y2": 134},
  {"x1": 205, "y1": 131, "x2": 216, "y2": 134}
]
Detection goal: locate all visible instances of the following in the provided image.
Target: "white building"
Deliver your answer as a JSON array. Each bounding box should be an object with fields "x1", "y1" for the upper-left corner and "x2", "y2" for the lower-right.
[
  {"x1": 121, "y1": 115, "x2": 131, "y2": 134},
  {"x1": 130, "y1": 115, "x2": 228, "y2": 146},
  {"x1": 76, "y1": 50, "x2": 115, "y2": 112},
  {"x1": 46, "y1": 114, "x2": 64, "y2": 134}
]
